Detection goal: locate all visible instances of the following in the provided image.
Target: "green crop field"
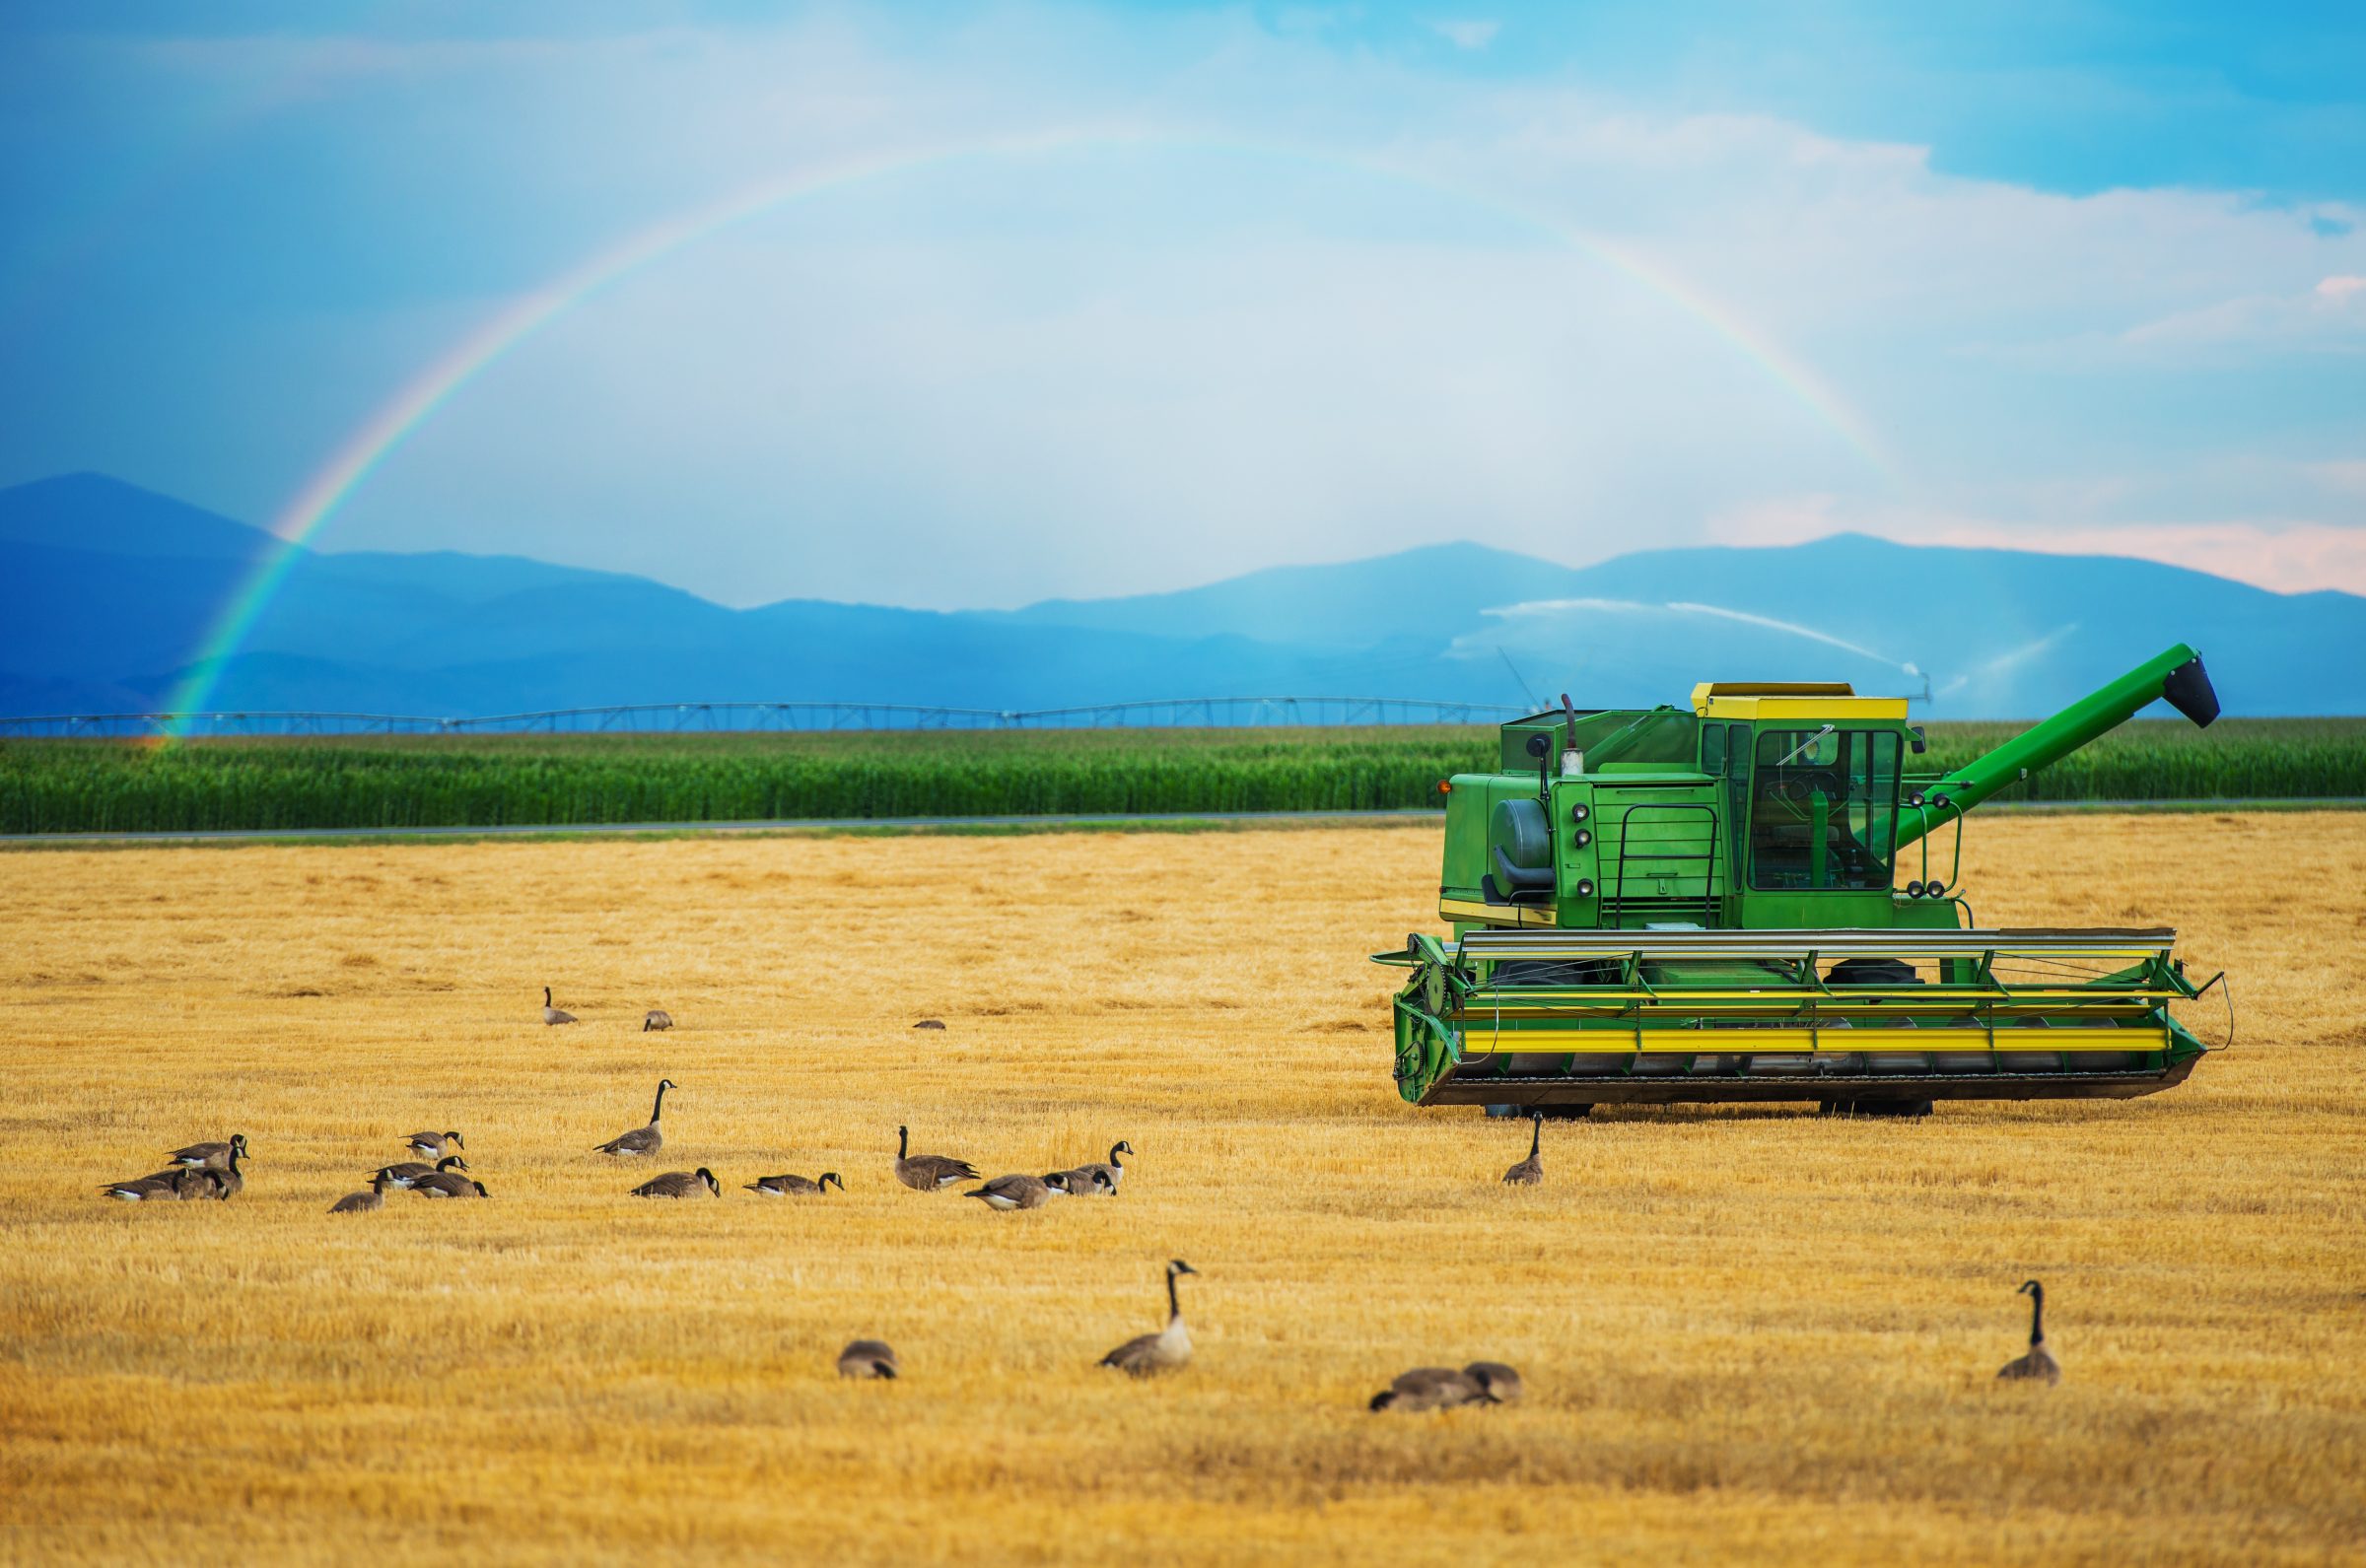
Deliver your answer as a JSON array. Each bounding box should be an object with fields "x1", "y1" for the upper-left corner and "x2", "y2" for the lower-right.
[{"x1": 1, "y1": 718, "x2": 2360, "y2": 834}]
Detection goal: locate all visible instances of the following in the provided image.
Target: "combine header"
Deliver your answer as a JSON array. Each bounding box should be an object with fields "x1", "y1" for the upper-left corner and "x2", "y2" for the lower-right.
[{"x1": 1376, "y1": 646, "x2": 2228, "y2": 1114}]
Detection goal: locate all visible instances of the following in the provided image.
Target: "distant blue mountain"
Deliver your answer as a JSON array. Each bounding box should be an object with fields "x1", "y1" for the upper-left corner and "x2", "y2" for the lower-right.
[{"x1": 2, "y1": 471, "x2": 2360, "y2": 719}]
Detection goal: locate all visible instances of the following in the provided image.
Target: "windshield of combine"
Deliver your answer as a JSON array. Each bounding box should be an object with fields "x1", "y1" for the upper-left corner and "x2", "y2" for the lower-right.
[{"x1": 1748, "y1": 728, "x2": 1901, "y2": 890}]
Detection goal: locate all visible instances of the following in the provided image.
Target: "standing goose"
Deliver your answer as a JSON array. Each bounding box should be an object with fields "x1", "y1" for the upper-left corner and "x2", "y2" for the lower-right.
[
  {"x1": 330, "y1": 1172, "x2": 394, "y2": 1213},
  {"x1": 595, "y1": 1079, "x2": 675, "y2": 1157},
  {"x1": 1369, "y1": 1367, "x2": 1489, "y2": 1412},
  {"x1": 1072, "y1": 1140, "x2": 1135, "y2": 1193},
  {"x1": 631, "y1": 1168, "x2": 720, "y2": 1198},
  {"x1": 1997, "y1": 1279, "x2": 2061, "y2": 1386},
  {"x1": 542, "y1": 987, "x2": 577, "y2": 1026},
  {"x1": 643, "y1": 1009, "x2": 673, "y2": 1032},
  {"x1": 745, "y1": 1172, "x2": 844, "y2": 1196},
  {"x1": 965, "y1": 1173, "x2": 1062, "y2": 1210},
  {"x1": 378, "y1": 1155, "x2": 467, "y2": 1190},
  {"x1": 892, "y1": 1125, "x2": 978, "y2": 1192},
  {"x1": 410, "y1": 1166, "x2": 485, "y2": 1198},
  {"x1": 403, "y1": 1130, "x2": 463, "y2": 1161},
  {"x1": 168, "y1": 1132, "x2": 247, "y2": 1171},
  {"x1": 837, "y1": 1339, "x2": 899, "y2": 1379},
  {"x1": 1501, "y1": 1113, "x2": 1544, "y2": 1186},
  {"x1": 1098, "y1": 1260, "x2": 1198, "y2": 1376}
]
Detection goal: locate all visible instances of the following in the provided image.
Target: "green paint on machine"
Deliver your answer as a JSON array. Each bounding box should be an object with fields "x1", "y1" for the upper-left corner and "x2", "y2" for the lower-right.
[{"x1": 1377, "y1": 646, "x2": 2228, "y2": 1113}]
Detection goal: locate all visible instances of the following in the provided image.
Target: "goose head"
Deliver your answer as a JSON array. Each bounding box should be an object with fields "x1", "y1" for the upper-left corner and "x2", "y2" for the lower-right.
[
  {"x1": 695, "y1": 1168, "x2": 719, "y2": 1195},
  {"x1": 470, "y1": 1181, "x2": 490, "y2": 1197},
  {"x1": 436, "y1": 1155, "x2": 469, "y2": 1173},
  {"x1": 819, "y1": 1173, "x2": 845, "y2": 1193},
  {"x1": 230, "y1": 1133, "x2": 249, "y2": 1157}
]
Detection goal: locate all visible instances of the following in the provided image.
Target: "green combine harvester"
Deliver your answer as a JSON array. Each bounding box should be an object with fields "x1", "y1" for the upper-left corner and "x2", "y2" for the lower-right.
[{"x1": 1375, "y1": 645, "x2": 2229, "y2": 1116}]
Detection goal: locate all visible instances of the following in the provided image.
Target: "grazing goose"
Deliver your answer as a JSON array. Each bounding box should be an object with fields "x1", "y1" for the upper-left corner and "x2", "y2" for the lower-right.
[
  {"x1": 643, "y1": 1009, "x2": 673, "y2": 1032},
  {"x1": 892, "y1": 1125, "x2": 978, "y2": 1192},
  {"x1": 168, "y1": 1132, "x2": 247, "y2": 1171},
  {"x1": 1502, "y1": 1113, "x2": 1544, "y2": 1186},
  {"x1": 837, "y1": 1339, "x2": 899, "y2": 1379},
  {"x1": 1072, "y1": 1140, "x2": 1134, "y2": 1193},
  {"x1": 745, "y1": 1172, "x2": 844, "y2": 1196},
  {"x1": 542, "y1": 986, "x2": 577, "y2": 1026},
  {"x1": 631, "y1": 1168, "x2": 720, "y2": 1198},
  {"x1": 1369, "y1": 1367, "x2": 1489, "y2": 1412},
  {"x1": 911, "y1": 1019, "x2": 946, "y2": 1030},
  {"x1": 1463, "y1": 1361, "x2": 1525, "y2": 1403},
  {"x1": 595, "y1": 1079, "x2": 675, "y2": 1157},
  {"x1": 1997, "y1": 1279, "x2": 2061, "y2": 1386},
  {"x1": 403, "y1": 1130, "x2": 463, "y2": 1160},
  {"x1": 330, "y1": 1173, "x2": 394, "y2": 1213},
  {"x1": 379, "y1": 1155, "x2": 467, "y2": 1190},
  {"x1": 411, "y1": 1166, "x2": 486, "y2": 1198},
  {"x1": 1099, "y1": 1260, "x2": 1198, "y2": 1376},
  {"x1": 966, "y1": 1173, "x2": 1062, "y2": 1210}
]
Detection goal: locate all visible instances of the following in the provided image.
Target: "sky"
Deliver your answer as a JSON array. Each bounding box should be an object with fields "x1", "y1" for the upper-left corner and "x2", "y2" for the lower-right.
[{"x1": 0, "y1": 1, "x2": 2361, "y2": 609}]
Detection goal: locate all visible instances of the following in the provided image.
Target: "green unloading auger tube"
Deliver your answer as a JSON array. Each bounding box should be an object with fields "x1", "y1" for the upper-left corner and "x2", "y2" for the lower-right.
[{"x1": 1374, "y1": 644, "x2": 2229, "y2": 1113}]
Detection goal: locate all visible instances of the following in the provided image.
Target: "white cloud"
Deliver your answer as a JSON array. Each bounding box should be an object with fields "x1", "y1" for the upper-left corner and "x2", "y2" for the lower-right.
[{"x1": 1430, "y1": 19, "x2": 1501, "y2": 50}]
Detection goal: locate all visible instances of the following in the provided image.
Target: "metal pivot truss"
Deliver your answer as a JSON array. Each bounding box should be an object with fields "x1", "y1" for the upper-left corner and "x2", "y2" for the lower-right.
[{"x1": 1374, "y1": 926, "x2": 2226, "y2": 1108}]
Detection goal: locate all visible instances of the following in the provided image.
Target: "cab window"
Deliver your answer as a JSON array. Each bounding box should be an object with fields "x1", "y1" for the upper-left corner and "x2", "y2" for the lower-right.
[{"x1": 1748, "y1": 728, "x2": 1901, "y2": 890}]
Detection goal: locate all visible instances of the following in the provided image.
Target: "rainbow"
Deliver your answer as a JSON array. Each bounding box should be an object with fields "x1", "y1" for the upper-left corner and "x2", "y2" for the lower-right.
[{"x1": 165, "y1": 129, "x2": 1895, "y2": 730}]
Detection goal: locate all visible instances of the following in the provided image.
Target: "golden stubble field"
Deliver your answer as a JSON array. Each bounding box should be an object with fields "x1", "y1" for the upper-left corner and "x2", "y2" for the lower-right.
[{"x1": 1, "y1": 813, "x2": 2362, "y2": 1566}]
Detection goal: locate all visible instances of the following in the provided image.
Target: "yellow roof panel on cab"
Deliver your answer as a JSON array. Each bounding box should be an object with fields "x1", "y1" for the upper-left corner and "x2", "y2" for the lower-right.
[{"x1": 1689, "y1": 681, "x2": 1910, "y2": 720}]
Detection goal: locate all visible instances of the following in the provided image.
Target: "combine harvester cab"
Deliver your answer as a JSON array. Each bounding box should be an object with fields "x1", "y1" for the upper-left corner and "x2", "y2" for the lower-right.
[{"x1": 1376, "y1": 645, "x2": 2230, "y2": 1115}]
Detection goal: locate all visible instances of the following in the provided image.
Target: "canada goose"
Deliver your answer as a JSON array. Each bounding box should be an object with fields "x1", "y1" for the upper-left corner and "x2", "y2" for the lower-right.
[
  {"x1": 1369, "y1": 1367, "x2": 1488, "y2": 1412},
  {"x1": 209, "y1": 1147, "x2": 247, "y2": 1197},
  {"x1": 1073, "y1": 1140, "x2": 1134, "y2": 1192},
  {"x1": 912, "y1": 1019, "x2": 946, "y2": 1030},
  {"x1": 101, "y1": 1171, "x2": 188, "y2": 1201},
  {"x1": 168, "y1": 1132, "x2": 247, "y2": 1171},
  {"x1": 411, "y1": 1166, "x2": 485, "y2": 1198},
  {"x1": 643, "y1": 1009, "x2": 673, "y2": 1032},
  {"x1": 838, "y1": 1339, "x2": 900, "y2": 1379},
  {"x1": 631, "y1": 1168, "x2": 720, "y2": 1198},
  {"x1": 745, "y1": 1172, "x2": 844, "y2": 1196},
  {"x1": 966, "y1": 1173, "x2": 1060, "y2": 1210},
  {"x1": 379, "y1": 1155, "x2": 467, "y2": 1189},
  {"x1": 1046, "y1": 1167, "x2": 1115, "y2": 1195},
  {"x1": 1997, "y1": 1279, "x2": 2061, "y2": 1385},
  {"x1": 1502, "y1": 1114, "x2": 1543, "y2": 1185},
  {"x1": 893, "y1": 1125, "x2": 977, "y2": 1191},
  {"x1": 330, "y1": 1173, "x2": 394, "y2": 1213},
  {"x1": 542, "y1": 986, "x2": 577, "y2": 1025},
  {"x1": 1099, "y1": 1259, "x2": 1198, "y2": 1376},
  {"x1": 402, "y1": 1130, "x2": 463, "y2": 1160},
  {"x1": 595, "y1": 1079, "x2": 675, "y2": 1157},
  {"x1": 1463, "y1": 1361, "x2": 1525, "y2": 1403}
]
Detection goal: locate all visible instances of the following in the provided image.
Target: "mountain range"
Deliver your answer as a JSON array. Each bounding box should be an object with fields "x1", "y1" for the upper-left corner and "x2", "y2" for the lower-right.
[{"x1": 4, "y1": 472, "x2": 2361, "y2": 719}]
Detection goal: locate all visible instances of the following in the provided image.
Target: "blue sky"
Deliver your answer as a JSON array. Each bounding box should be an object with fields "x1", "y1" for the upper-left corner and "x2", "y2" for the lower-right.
[{"x1": 0, "y1": 1, "x2": 2360, "y2": 607}]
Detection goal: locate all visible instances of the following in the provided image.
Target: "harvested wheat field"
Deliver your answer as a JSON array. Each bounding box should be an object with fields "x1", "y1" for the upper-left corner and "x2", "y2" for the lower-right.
[{"x1": 2, "y1": 813, "x2": 2363, "y2": 1565}]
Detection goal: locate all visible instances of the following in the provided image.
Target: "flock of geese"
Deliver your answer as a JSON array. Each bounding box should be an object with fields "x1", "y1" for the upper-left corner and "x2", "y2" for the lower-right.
[{"x1": 100, "y1": 992, "x2": 2063, "y2": 1395}]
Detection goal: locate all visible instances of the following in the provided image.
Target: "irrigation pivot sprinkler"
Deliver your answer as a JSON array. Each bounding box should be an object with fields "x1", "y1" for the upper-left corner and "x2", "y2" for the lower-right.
[{"x1": 1374, "y1": 645, "x2": 2229, "y2": 1115}]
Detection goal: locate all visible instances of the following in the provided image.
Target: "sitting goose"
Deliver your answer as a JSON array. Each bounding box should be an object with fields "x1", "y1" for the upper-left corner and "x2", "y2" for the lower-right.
[
  {"x1": 330, "y1": 1172, "x2": 394, "y2": 1213},
  {"x1": 837, "y1": 1339, "x2": 899, "y2": 1379},
  {"x1": 1070, "y1": 1140, "x2": 1135, "y2": 1193},
  {"x1": 1099, "y1": 1260, "x2": 1198, "y2": 1376},
  {"x1": 1997, "y1": 1279, "x2": 2061, "y2": 1386},
  {"x1": 209, "y1": 1146, "x2": 248, "y2": 1197},
  {"x1": 892, "y1": 1125, "x2": 977, "y2": 1192},
  {"x1": 1501, "y1": 1113, "x2": 1544, "y2": 1186},
  {"x1": 745, "y1": 1172, "x2": 844, "y2": 1196},
  {"x1": 595, "y1": 1079, "x2": 675, "y2": 1157},
  {"x1": 168, "y1": 1132, "x2": 247, "y2": 1172},
  {"x1": 403, "y1": 1129, "x2": 463, "y2": 1161},
  {"x1": 965, "y1": 1173, "x2": 1067, "y2": 1211},
  {"x1": 643, "y1": 1009, "x2": 673, "y2": 1032},
  {"x1": 378, "y1": 1155, "x2": 467, "y2": 1190},
  {"x1": 1369, "y1": 1367, "x2": 1488, "y2": 1412},
  {"x1": 411, "y1": 1166, "x2": 486, "y2": 1198},
  {"x1": 631, "y1": 1168, "x2": 720, "y2": 1198},
  {"x1": 542, "y1": 986, "x2": 577, "y2": 1026},
  {"x1": 102, "y1": 1169, "x2": 203, "y2": 1201}
]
